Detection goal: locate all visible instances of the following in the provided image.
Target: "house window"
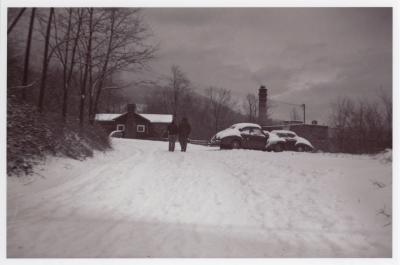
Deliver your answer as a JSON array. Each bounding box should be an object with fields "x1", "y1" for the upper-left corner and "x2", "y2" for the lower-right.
[
  {"x1": 137, "y1": 125, "x2": 146, "y2": 133},
  {"x1": 116, "y1": 124, "x2": 125, "y2": 131}
]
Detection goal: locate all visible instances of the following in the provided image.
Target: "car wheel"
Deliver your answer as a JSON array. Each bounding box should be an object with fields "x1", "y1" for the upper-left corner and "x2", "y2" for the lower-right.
[
  {"x1": 273, "y1": 144, "x2": 283, "y2": 152},
  {"x1": 296, "y1": 145, "x2": 305, "y2": 152},
  {"x1": 231, "y1": 140, "x2": 241, "y2": 149}
]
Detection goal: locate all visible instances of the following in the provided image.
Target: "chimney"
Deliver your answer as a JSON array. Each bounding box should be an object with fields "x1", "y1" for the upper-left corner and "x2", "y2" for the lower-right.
[
  {"x1": 125, "y1": 103, "x2": 137, "y2": 138},
  {"x1": 258, "y1": 85, "x2": 267, "y2": 125},
  {"x1": 127, "y1": 103, "x2": 136, "y2": 114}
]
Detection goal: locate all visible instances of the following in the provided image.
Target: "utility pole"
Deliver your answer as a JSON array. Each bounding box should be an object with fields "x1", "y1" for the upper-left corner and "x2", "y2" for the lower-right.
[{"x1": 302, "y1": 103, "x2": 306, "y2": 124}]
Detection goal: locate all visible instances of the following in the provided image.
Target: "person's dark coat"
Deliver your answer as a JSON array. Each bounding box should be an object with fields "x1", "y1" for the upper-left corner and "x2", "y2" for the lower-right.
[
  {"x1": 178, "y1": 119, "x2": 191, "y2": 139},
  {"x1": 167, "y1": 123, "x2": 178, "y2": 135}
]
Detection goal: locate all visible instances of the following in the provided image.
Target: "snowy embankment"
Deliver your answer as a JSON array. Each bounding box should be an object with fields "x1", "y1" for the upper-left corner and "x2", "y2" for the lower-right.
[{"x1": 7, "y1": 139, "x2": 392, "y2": 258}]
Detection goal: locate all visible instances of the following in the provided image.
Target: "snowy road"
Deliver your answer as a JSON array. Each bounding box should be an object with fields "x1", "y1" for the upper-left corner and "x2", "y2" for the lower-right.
[{"x1": 7, "y1": 139, "x2": 392, "y2": 258}]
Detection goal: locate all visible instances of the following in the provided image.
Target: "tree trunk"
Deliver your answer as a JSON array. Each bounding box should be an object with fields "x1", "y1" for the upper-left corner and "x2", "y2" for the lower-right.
[
  {"x1": 21, "y1": 8, "x2": 36, "y2": 100},
  {"x1": 7, "y1": 8, "x2": 26, "y2": 34},
  {"x1": 61, "y1": 8, "x2": 72, "y2": 120},
  {"x1": 88, "y1": 59, "x2": 93, "y2": 122},
  {"x1": 92, "y1": 9, "x2": 116, "y2": 124},
  {"x1": 79, "y1": 8, "x2": 93, "y2": 125},
  {"x1": 38, "y1": 8, "x2": 54, "y2": 113},
  {"x1": 63, "y1": 9, "x2": 82, "y2": 120}
]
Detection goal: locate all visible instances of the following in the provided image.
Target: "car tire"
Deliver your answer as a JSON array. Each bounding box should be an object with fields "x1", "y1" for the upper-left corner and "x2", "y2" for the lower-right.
[
  {"x1": 273, "y1": 144, "x2": 283, "y2": 152},
  {"x1": 231, "y1": 140, "x2": 241, "y2": 149},
  {"x1": 296, "y1": 145, "x2": 305, "y2": 152}
]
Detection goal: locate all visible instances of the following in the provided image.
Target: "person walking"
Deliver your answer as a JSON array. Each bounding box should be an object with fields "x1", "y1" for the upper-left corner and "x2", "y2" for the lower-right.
[
  {"x1": 167, "y1": 118, "x2": 178, "y2": 152},
  {"x1": 178, "y1": 117, "x2": 191, "y2": 152}
]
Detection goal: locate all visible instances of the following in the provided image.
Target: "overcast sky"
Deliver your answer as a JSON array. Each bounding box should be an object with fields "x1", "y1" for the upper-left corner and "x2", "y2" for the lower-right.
[{"x1": 123, "y1": 8, "x2": 392, "y2": 124}]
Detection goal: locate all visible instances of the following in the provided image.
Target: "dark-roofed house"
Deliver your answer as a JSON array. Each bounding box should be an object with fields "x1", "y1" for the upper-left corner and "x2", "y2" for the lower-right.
[{"x1": 95, "y1": 104, "x2": 173, "y2": 139}]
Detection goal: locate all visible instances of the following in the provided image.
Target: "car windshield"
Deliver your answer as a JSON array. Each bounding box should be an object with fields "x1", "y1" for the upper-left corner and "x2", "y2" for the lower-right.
[
  {"x1": 240, "y1": 128, "x2": 253, "y2": 135},
  {"x1": 240, "y1": 127, "x2": 265, "y2": 136},
  {"x1": 251, "y1": 128, "x2": 264, "y2": 136}
]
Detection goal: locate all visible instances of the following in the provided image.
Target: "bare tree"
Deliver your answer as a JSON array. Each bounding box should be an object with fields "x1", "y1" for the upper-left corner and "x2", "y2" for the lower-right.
[
  {"x1": 63, "y1": 9, "x2": 83, "y2": 120},
  {"x1": 244, "y1": 93, "x2": 257, "y2": 122},
  {"x1": 290, "y1": 107, "x2": 301, "y2": 121},
  {"x1": 10, "y1": 7, "x2": 155, "y2": 124},
  {"x1": 7, "y1": 8, "x2": 26, "y2": 34},
  {"x1": 378, "y1": 88, "x2": 392, "y2": 147},
  {"x1": 21, "y1": 8, "x2": 36, "y2": 100},
  {"x1": 79, "y1": 8, "x2": 94, "y2": 125},
  {"x1": 206, "y1": 86, "x2": 232, "y2": 134},
  {"x1": 38, "y1": 8, "x2": 54, "y2": 113},
  {"x1": 161, "y1": 65, "x2": 192, "y2": 118},
  {"x1": 329, "y1": 97, "x2": 355, "y2": 152},
  {"x1": 330, "y1": 93, "x2": 391, "y2": 153},
  {"x1": 90, "y1": 8, "x2": 156, "y2": 123}
]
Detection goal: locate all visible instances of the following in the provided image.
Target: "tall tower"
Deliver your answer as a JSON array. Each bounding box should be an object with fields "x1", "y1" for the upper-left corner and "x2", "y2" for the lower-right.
[{"x1": 258, "y1": 85, "x2": 267, "y2": 125}]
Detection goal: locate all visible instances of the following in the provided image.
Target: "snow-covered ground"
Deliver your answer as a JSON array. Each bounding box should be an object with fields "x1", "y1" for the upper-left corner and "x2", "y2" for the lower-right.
[{"x1": 7, "y1": 139, "x2": 392, "y2": 258}]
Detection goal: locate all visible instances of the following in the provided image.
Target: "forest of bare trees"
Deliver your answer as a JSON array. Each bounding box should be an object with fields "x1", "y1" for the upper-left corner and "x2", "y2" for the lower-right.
[
  {"x1": 7, "y1": 8, "x2": 156, "y2": 175},
  {"x1": 143, "y1": 65, "x2": 246, "y2": 139},
  {"x1": 8, "y1": 7, "x2": 253, "y2": 141},
  {"x1": 329, "y1": 89, "x2": 392, "y2": 153},
  {"x1": 8, "y1": 8, "x2": 155, "y2": 123}
]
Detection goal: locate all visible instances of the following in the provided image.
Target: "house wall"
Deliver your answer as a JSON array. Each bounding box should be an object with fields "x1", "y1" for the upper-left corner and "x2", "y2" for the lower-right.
[{"x1": 134, "y1": 119, "x2": 150, "y2": 139}]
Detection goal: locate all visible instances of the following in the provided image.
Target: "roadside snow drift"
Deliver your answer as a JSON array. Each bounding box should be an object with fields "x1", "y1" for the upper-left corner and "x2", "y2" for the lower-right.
[{"x1": 7, "y1": 139, "x2": 392, "y2": 258}]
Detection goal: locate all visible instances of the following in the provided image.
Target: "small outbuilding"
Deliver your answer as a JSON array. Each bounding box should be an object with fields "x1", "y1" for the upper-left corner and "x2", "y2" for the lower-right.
[{"x1": 95, "y1": 104, "x2": 173, "y2": 139}]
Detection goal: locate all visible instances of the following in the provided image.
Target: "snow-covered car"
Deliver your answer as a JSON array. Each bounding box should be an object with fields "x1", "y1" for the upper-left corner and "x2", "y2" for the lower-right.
[
  {"x1": 263, "y1": 130, "x2": 287, "y2": 152},
  {"x1": 109, "y1": 130, "x2": 124, "y2": 138},
  {"x1": 209, "y1": 123, "x2": 286, "y2": 151},
  {"x1": 271, "y1": 130, "x2": 314, "y2": 152}
]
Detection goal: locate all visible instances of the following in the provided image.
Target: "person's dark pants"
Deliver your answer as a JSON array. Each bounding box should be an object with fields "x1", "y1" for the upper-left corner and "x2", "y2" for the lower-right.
[
  {"x1": 179, "y1": 137, "x2": 188, "y2": 152},
  {"x1": 168, "y1": 135, "x2": 177, "y2": 151}
]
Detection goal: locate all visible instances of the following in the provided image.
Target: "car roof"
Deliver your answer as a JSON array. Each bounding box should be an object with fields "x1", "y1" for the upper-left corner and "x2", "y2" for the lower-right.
[{"x1": 231, "y1": 123, "x2": 261, "y2": 129}]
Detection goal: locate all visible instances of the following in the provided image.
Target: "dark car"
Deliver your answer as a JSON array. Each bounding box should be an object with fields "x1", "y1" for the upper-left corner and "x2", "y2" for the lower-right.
[{"x1": 210, "y1": 123, "x2": 285, "y2": 151}]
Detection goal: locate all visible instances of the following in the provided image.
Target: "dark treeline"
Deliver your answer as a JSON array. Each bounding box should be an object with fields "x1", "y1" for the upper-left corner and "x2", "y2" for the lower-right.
[{"x1": 329, "y1": 89, "x2": 392, "y2": 154}]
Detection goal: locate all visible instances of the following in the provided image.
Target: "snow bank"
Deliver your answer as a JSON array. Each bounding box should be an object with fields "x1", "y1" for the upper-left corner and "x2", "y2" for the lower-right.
[{"x1": 372, "y1": 148, "x2": 392, "y2": 164}]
